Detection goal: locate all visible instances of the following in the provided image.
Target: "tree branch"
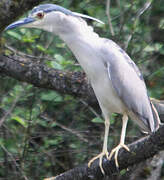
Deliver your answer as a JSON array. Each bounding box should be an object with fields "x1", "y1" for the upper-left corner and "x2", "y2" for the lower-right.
[
  {"x1": 106, "y1": 0, "x2": 115, "y2": 36},
  {"x1": 0, "y1": 54, "x2": 164, "y2": 116},
  {"x1": 43, "y1": 124, "x2": 164, "y2": 180},
  {"x1": 0, "y1": 0, "x2": 45, "y2": 32},
  {"x1": 0, "y1": 54, "x2": 97, "y2": 105}
]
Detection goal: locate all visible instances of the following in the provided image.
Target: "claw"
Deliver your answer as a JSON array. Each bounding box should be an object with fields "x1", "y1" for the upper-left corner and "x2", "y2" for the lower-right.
[
  {"x1": 108, "y1": 144, "x2": 130, "y2": 167},
  {"x1": 88, "y1": 151, "x2": 109, "y2": 174}
]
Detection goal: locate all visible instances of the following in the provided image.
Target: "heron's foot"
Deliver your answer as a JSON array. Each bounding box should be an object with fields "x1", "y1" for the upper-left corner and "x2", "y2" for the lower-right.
[
  {"x1": 108, "y1": 143, "x2": 130, "y2": 168},
  {"x1": 88, "y1": 151, "x2": 109, "y2": 174}
]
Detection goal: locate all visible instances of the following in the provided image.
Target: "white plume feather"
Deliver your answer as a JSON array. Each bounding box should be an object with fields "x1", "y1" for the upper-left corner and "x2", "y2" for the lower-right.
[{"x1": 73, "y1": 12, "x2": 104, "y2": 24}]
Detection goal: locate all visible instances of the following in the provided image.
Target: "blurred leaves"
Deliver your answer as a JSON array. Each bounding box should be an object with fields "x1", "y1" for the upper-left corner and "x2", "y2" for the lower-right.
[
  {"x1": 40, "y1": 91, "x2": 63, "y2": 102},
  {"x1": 0, "y1": 0, "x2": 163, "y2": 179}
]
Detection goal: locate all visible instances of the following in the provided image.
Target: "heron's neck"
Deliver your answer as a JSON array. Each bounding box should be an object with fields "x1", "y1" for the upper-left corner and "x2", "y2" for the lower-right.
[
  {"x1": 58, "y1": 18, "x2": 100, "y2": 50},
  {"x1": 57, "y1": 20, "x2": 102, "y2": 78}
]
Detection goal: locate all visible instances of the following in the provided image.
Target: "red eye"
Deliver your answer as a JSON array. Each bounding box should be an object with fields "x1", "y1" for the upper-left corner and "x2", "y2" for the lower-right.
[{"x1": 37, "y1": 12, "x2": 44, "y2": 19}]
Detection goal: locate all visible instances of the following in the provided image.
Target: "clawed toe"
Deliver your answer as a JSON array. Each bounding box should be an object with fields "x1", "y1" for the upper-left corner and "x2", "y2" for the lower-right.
[
  {"x1": 108, "y1": 144, "x2": 130, "y2": 167},
  {"x1": 88, "y1": 151, "x2": 109, "y2": 174}
]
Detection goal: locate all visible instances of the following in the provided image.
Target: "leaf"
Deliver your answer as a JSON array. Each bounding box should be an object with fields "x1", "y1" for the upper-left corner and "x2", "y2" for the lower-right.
[
  {"x1": 12, "y1": 116, "x2": 27, "y2": 128},
  {"x1": 50, "y1": 61, "x2": 63, "y2": 70},
  {"x1": 91, "y1": 117, "x2": 104, "y2": 123},
  {"x1": 22, "y1": 37, "x2": 35, "y2": 43},
  {"x1": 144, "y1": 45, "x2": 155, "y2": 52},
  {"x1": 110, "y1": 113, "x2": 117, "y2": 124},
  {"x1": 120, "y1": 169, "x2": 127, "y2": 175},
  {"x1": 7, "y1": 31, "x2": 22, "y2": 40},
  {"x1": 40, "y1": 91, "x2": 63, "y2": 102},
  {"x1": 54, "y1": 54, "x2": 65, "y2": 62},
  {"x1": 22, "y1": 34, "x2": 39, "y2": 43},
  {"x1": 50, "y1": 122, "x2": 57, "y2": 127},
  {"x1": 36, "y1": 44, "x2": 46, "y2": 52}
]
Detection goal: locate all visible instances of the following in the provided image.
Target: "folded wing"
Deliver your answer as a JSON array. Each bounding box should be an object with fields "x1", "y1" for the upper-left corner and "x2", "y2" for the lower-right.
[{"x1": 101, "y1": 39, "x2": 160, "y2": 132}]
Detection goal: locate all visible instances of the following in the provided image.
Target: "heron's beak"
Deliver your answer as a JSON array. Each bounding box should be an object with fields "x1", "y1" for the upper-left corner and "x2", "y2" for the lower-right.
[{"x1": 5, "y1": 17, "x2": 35, "y2": 30}]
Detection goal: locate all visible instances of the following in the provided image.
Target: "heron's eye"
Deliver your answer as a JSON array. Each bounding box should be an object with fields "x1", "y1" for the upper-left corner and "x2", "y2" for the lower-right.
[{"x1": 36, "y1": 12, "x2": 44, "y2": 19}]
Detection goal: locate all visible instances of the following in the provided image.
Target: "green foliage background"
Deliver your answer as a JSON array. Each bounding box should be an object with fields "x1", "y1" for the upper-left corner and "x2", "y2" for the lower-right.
[{"x1": 0, "y1": 0, "x2": 163, "y2": 179}]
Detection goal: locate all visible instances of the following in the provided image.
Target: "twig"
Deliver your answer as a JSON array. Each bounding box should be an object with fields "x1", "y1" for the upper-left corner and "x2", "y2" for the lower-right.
[
  {"x1": 151, "y1": 98, "x2": 164, "y2": 115},
  {"x1": 0, "y1": 93, "x2": 21, "y2": 127},
  {"x1": 0, "y1": 144, "x2": 29, "y2": 180},
  {"x1": 116, "y1": 0, "x2": 124, "y2": 29},
  {"x1": 41, "y1": 114, "x2": 88, "y2": 143},
  {"x1": 124, "y1": 1, "x2": 152, "y2": 50},
  {"x1": 106, "y1": 0, "x2": 115, "y2": 36},
  {"x1": 80, "y1": 99, "x2": 101, "y2": 118},
  {"x1": 5, "y1": 44, "x2": 56, "y2": 62}
]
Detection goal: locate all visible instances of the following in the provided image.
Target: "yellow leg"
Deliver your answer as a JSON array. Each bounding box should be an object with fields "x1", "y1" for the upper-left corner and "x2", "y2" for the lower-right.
[
  {"x1": 88, "y1": 117, "x2": 110, "y2": 174},
  {"x1": 108, "y1": 114, "x2": 130, "y2": 167}
]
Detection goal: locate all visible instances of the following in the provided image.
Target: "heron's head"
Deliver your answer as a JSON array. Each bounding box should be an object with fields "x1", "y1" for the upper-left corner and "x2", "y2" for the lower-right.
[{"x1": 5, "y1": 4, "x2": 103, "y2": 35}]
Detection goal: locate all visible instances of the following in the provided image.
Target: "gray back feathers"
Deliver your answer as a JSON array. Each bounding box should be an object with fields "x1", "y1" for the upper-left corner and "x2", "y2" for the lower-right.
[{"x1": 102, "y1": 39, "x2": 160, "y2": 132}]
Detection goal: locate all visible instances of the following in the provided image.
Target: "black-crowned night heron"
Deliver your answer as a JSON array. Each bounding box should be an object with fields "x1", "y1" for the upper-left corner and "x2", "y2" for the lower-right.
[{"x1": 6, "y1": 4, "x2": 161, "y2": 174}]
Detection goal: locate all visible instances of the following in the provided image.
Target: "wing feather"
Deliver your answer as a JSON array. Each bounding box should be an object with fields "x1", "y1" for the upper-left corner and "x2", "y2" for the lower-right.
[{"x1": 101, "y1": 39, "x2": 160, "y2": 132}]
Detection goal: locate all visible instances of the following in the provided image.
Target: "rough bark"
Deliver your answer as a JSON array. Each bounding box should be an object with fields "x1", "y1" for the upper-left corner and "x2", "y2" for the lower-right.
[{"x1": 0, "y1": 54, "x2": 97, "y2": 105}]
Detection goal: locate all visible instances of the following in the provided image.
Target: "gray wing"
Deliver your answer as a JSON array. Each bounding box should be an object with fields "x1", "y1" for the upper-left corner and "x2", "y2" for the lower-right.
[{"x1": 101, "y1": 39, "x2": 159, "y2": 132}]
